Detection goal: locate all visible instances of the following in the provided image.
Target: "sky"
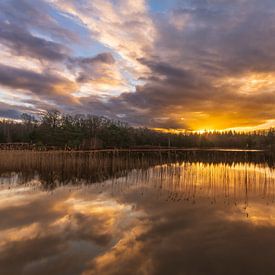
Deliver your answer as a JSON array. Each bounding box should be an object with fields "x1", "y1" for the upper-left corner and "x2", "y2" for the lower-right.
[{"x1": 0, "y1": 0, "x2": 275, "y2": 131}]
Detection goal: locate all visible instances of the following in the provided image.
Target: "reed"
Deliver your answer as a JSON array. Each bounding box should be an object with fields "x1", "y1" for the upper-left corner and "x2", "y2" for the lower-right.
[{"x1": 0, "y1": 150, "x2": 274, "y2": 207}]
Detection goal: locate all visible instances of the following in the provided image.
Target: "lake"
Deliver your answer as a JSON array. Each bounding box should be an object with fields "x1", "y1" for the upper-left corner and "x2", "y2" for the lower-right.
[{"x1": 0, "y1": 150, "x2": 274, "y2": 275}]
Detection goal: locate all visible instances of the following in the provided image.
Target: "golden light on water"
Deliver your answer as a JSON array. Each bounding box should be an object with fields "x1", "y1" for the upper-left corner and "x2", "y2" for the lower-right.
[{"x1": 0, "y1": 154, "x2": 274, "y2": 274}]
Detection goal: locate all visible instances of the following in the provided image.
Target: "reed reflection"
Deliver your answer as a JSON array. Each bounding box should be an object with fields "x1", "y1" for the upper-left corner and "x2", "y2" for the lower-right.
[{"x1": 0, "y1": 151, "x2": 274, "y2": 275}]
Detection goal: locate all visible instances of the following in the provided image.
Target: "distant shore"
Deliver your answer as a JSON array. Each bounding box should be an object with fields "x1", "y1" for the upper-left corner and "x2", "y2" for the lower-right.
[{"x1": 0, "y1": 147, "x2": 269, "y2": 153}]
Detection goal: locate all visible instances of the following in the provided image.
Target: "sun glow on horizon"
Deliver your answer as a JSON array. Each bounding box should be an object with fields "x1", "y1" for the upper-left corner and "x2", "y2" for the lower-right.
[{"x1": 153, "y1": 125, "x2": 274, "y2": 134}]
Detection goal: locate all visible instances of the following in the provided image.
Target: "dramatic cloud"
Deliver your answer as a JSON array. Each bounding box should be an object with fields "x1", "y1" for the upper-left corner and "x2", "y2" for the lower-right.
[
  {"x1": 0, "y1": 0, "x2": 274, "y2": 130},
  {"x1": 83, "y1": 0, "x2": 275, "y2": 130},
  {"x1": 68, "y1": 53, "x2": 126, "y2": 94},
  {"x1": 0, "y1": 64, "x2": 78, "y2": 105},
  {"x1": 0, "y1": 0, "x2": 78, "y2": 43},
  {"x1": 50, "y1": 0, "x2": 156, "y2": 74},
  {"x1": 0, "y1": 22, "x2": 70, "y2": 61}
]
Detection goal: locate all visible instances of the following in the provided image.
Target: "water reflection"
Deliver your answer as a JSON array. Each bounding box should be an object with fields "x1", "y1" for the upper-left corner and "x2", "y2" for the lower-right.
[{"x1": 0, "y1": 151, "x2": 274, "y2": 275}]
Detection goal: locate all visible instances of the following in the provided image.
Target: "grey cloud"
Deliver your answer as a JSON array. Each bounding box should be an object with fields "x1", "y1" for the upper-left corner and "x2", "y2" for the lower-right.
[
  {"x1": 0, "y1": 101, "x2": 37, "y2": 119},
  {"x1": 75, "y1": 53, "x2": 115, "y2": 65},
  {"x1": 0, "y1": 109, "x2": 21, "y2": 119},
  {"x1": 0, "y1": 22, "x2": 70, "y2": 61},
  {"x1": 0, "y1": 64, "x2": 77, "y2": 105},
  {"x1": 0, "y1": 0, "x2": 81, "y2": 64},
  {"x1": 67, "y1": 52, "x2": 118, "y2": 84},
  {"x1": 0, "y1": 0, "x2": 79, "y2": 43},
  {"x1": 158, "y1": 0, "x2": 275, "y2": 76},
  {"x1": 139, "y1": 58, "x2": 188, "y2": 78}
]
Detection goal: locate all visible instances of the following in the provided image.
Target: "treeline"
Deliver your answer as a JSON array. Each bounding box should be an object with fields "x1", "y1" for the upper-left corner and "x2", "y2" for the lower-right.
[{"x1": 0, "y1": 111, "x2": 274, "y2": 150}]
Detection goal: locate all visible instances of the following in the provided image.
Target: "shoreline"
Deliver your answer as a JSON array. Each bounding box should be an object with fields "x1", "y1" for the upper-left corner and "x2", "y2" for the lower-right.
[{"x1": 0, "y1": 148, "x2": 269, "y2": 153}]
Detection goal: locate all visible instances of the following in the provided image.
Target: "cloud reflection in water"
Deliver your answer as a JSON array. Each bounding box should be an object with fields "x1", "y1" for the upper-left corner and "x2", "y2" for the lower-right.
[{"x1": 0, "y1": 155, "x2": 274, "y2": 275}]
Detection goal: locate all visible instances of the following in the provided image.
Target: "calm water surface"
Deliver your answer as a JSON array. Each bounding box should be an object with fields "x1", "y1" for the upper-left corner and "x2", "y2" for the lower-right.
[{"x1": 0, "y1": 151, "x2": 274, "y2": 275}]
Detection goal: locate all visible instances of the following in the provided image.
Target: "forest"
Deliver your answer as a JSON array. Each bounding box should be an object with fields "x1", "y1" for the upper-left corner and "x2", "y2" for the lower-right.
[{"x1": 0, "y1": 111, "x2": 274, "y2": 150}]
